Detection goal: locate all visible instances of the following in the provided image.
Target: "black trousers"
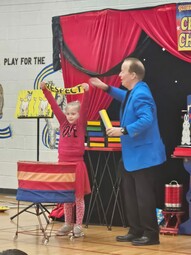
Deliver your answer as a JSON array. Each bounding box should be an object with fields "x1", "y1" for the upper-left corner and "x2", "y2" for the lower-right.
[{"x1": 119, "y1": 160, "x2": 163, "y2": 238}]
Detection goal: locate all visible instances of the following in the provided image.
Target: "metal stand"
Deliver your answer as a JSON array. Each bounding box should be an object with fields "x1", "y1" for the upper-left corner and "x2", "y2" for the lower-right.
[
  {"x1": 85, "y1": 150, "x2": 109, "y2": 228},
  {"x1": 13, "y1": 201, "x2": 54, "y2": 244},
  {"x1": 85, "y1": 147, "x2": 125, "y2": 229},
  {"x1": 10, "y1": 202, "x2": 50, "y2": 224},
  {"x1": 160, "y1": 210, "x2": 184, "y2": 235}
]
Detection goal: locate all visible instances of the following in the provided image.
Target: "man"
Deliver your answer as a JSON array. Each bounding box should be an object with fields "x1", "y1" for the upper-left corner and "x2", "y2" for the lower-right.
[{"x1": 89, "y1": 57, "x2": 166, "y2": 246}]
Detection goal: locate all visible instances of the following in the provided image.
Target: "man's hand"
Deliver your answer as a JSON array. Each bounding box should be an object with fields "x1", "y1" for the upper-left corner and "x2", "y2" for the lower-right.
[
  {"x1": 89, "y1": 78, "x2": 108, "y2": 91},
  {"x1": 106, "y1": 127, "x2": 122, "y2": 137}
]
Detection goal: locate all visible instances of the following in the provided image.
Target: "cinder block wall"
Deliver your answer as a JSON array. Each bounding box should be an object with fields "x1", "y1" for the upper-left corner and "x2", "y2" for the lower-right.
[{"x1": 0, "y1": 0, "x2": 187, "y2": 190}]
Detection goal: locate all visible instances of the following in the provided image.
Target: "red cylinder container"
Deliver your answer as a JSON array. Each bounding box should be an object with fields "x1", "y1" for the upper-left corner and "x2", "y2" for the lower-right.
[{"x1": 165, "y1": 180, "x2": 183, "y2": 211}]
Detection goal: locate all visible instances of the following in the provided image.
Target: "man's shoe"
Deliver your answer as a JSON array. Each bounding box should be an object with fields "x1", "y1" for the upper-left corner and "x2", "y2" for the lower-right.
[
  {"x1": 132, "y1": 236, "x2": 160, "y2": 246},
  {"x1": 116, "y1": 233, "x2": 137, "y2": 242}
]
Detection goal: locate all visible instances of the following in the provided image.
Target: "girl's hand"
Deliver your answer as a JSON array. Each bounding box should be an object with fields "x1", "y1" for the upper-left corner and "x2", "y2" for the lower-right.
[
  {"x1": 81, "y1": 83, "x2": 89, "y2": 91},
  {"x1": 40, "y1": 82, "x2": 46, "y2": 89}
]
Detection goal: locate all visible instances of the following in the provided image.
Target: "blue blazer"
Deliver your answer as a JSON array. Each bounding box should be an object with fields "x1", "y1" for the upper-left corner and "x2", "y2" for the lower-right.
[{"x1": 108, "y1": 81, "x2": 166, "y2": 171}]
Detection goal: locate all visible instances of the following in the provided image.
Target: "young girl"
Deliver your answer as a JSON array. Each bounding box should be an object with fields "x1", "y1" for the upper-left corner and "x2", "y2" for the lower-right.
[{"x1": 40, "y1": 82, "x2": 91, "y2": 237}]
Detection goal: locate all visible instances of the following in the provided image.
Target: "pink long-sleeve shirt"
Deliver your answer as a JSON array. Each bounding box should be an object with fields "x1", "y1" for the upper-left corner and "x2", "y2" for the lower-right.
[{"x1": 42, "y1": 88, "x2": 89, "y2": 162}]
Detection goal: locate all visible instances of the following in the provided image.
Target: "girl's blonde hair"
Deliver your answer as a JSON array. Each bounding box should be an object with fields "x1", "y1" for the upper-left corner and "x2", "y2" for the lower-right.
[{"x1": 64, "y1": 100, "x2": 81, "y2": 113}]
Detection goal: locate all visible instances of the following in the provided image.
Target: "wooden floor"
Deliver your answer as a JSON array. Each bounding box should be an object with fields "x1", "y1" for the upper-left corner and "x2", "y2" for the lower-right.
[{"x1": 0, "y1": 195, "x2": 191, "y2": 255}]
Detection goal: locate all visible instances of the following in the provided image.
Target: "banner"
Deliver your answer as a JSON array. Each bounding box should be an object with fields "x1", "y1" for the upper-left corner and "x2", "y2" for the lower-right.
[
  {"x1": 45, "y1": 82, "x2": 84, "y2": 95},
  {"x1": 176, "y1": 2, "x2": 191, "y2": 51}
]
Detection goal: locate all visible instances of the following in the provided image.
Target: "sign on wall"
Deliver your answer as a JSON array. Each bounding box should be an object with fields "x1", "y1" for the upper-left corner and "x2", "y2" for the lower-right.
[
  {"x1": 15, "y1": 90, "x2": 55, "y2": 118},
  {"x1": 176, "y1": 2, "x2": 191, "y2": 51}
]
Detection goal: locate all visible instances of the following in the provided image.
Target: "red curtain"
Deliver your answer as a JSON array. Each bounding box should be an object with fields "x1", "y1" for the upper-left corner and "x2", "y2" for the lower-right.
[
  {"x1": 54, "y1": 4, "x2": 191, "y2": 120},
  {"x1": 58, "y1": 9, "x2": 142, "y2": 119},
  {"x1": 129, "y1": 4, "x2": 191, "y2": 63}
]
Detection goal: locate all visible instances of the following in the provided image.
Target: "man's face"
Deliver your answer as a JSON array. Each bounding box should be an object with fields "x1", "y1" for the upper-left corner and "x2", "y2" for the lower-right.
[{"x1": 119, "y1": 61, "x2": 135, "y2": 89}]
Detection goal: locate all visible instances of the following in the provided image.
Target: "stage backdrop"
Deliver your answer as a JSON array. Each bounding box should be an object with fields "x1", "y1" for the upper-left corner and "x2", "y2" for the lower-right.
[
  {"x1": 51, "y1": 3, "x2": 191, "y2": 225},
  {"x1": 52, "y1": 3, "x2": 191, "y2": 121}
]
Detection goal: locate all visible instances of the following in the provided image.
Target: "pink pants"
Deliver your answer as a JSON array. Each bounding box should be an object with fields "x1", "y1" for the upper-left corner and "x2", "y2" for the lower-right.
[{"x1": 64, "y1": 196, "x2": 85, "y2": 225}]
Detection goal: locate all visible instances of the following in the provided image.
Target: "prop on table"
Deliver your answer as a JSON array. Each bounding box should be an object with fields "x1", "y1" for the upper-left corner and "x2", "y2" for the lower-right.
[
  {"x1": 99, "y1": 110, "x2": 121, "y2": 147},
  {"x1": 174, "y1": 108, "x2": 191, "y2": 153},
  {"x1": 181, "y1": 114, "x2": 191, "y2": 145},
  {"x1": 86, "y1": 110, "x2": 121, "y2": 148},
  {"x1": 178, "y1": 95, "x2": 191, "y2": 146},
  {"x1": 187, "y1": 94, "x2": 191, "y2": 123},
  {"x1": 107, "y1": 121, "x2": 121, "y2": 148},
  {"x1": 86, "y1": 120, "x2": 106, "y2": 147},
  {"x1": 86, "y1": 119, "x2": 121, "y2": 148},
  {"x1": 99, "y1": 109, "x2": 112, "y2": 128},
  {"x1": 171, "y1": 95, "x2": 191, "y2": 235}
]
